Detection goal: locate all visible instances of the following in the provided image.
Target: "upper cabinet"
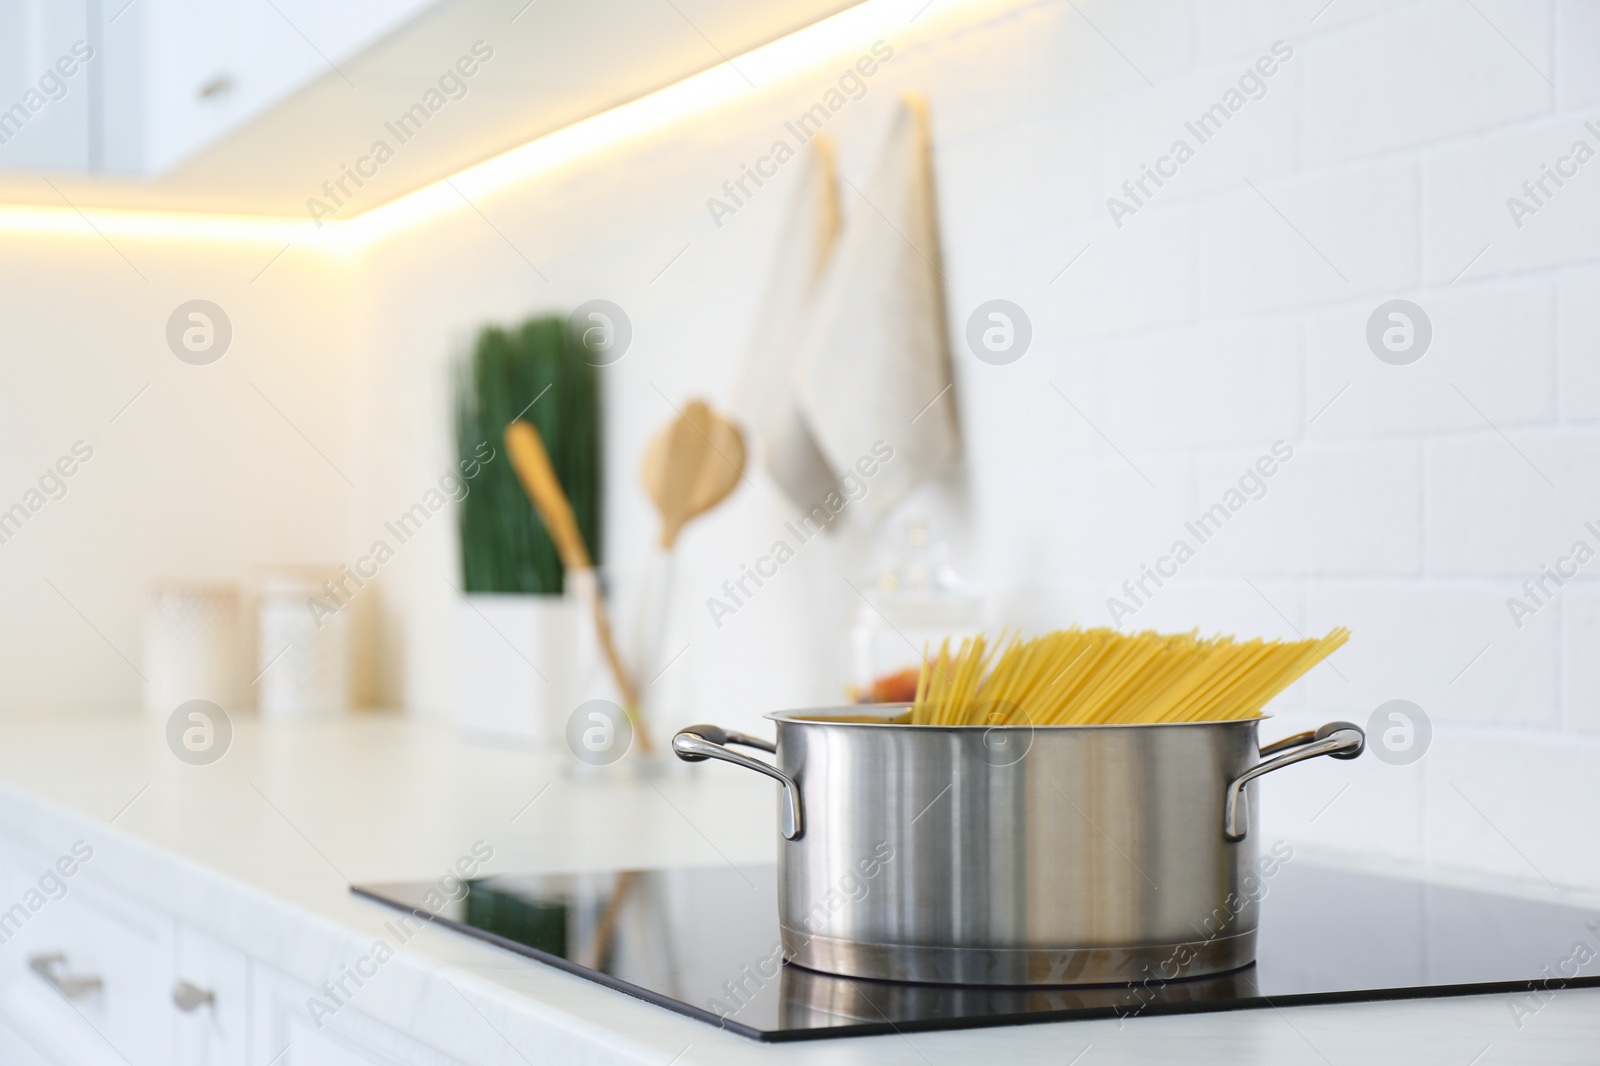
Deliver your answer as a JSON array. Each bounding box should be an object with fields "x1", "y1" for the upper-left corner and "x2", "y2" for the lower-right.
[
  {"x1": 0, "y1": 0, "x2": 437, "y2": 176},
  {"x1": 0, "y1": 0, "x2": 94, "y2": 171}
]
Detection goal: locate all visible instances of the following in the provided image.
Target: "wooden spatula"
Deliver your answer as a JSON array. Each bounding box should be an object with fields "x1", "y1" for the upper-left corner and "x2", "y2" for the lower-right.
[
  {"x1": 640, "y1": 400, "x2": 746, "y2": 548},
  {"x1": 505, "y1": 420, "x2": 651, "y2": 754}
]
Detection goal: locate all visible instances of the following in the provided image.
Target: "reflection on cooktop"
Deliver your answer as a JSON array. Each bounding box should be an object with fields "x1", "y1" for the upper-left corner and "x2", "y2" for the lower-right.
[{"x1": 352, "y1": 862, "x2": 1600, "y2": 1042}]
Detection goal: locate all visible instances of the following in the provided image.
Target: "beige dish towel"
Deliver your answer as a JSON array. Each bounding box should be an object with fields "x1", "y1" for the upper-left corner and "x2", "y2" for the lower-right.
[
  {"x1": 794, "y1": 93, "x2": 959, "y2": 522},
  {"x1": 730, "y1": 137, "x2": 843, "y2": 510}
]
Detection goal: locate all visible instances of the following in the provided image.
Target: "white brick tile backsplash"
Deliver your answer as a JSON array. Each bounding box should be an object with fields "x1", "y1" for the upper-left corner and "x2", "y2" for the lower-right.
[
  {"x1": 1306, "y1": 280, "x2": 1557, "y2": 437},
  {"x1": 1197, "y1": 0, "x2": 1298, "y2": 64},
  {"x1": 1303, "y1": 0, "x2": 1553, "y2": 166},
  {"x1": 1107, "y1": 576, "x2": 1306, "y2": 642},
  {"x1": 1199, "y1": 159, "x2": 1420, "y2": 317},
  {"x1": 1304, "y1": 580, "x2": 1561, "y2": 729},
  {"x1": 1425, "y1": 429, "x2": 1600, "y2": 575},
  {"x1": 1099, "y1": 318, "x2": 1302, "y2": 450},
  {"x1": 971, "y1": 454, "x2": 1196, "y2": 591},
  {"x1": 947, "y1": 225, "x2": 1074, "y2": 314},
  {"x1": 1424, "y1": 726, "x2": 1600, "y2": 890},
  {"x1": 957, "y1": 340, "x2": 1102, "y2": 467},
  {"x1": 1558, "y1": 0, "x2": 1600, "y2": 110},
  {"x1": 1259, "y1": 705, "x2": 1426, "y2": 865},
  {"x1": 1559, "y1": 265, "x2": 1600, "y2": 422},
  {"x1": 345, "y1": 0, "x2": 1600, "y2": 890},
  {"x1": 1058, "y1": 0, "x2": 1201, "y2": 85},
  {"x1": 1196, "y1": 0, "x2": 1411, "y2": 66},
  {"x1": 1099, "y1": 54, "x2": 1301, "y2": 211},
  {"x1": 1562, "y1": 584, "x2": 1600, "y2": 733},
  {"x1": 1196, "y1": 441, "x2": 1423, "y2": 576},
  {"x1": 982, "y1": 582, "x2": 1109, "y2": 643},
  {"x1": 907, "y1": 2, "x2": 1143, "y2": 140},
  {"x1": 937, "y1": 112, "x2": 1103, "y2": 249},
  {"x1": 1423, "y1": 111, "x2": 1600, "y2": 285},
  {"x1": 1022, "y1": 205, "x2": 1196, "y2": 341}
]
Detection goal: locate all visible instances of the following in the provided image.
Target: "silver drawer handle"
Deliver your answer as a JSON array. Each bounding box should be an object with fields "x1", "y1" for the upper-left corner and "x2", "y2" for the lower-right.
[
  {"x1": 172, "y1": 980, "x2": 215, "y2": 1012},
  {"x1": 28, "y1": 954, "x2": 103, "y2": 999}
]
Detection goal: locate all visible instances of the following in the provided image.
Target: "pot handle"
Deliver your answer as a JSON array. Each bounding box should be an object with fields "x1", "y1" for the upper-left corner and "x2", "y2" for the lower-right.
[
  {"x1": 1223, "y1": 721, "x2": 1364, "y2": 842},
  {"x1": 672, "y1": 725, "x2": 804, "y2": 841}
]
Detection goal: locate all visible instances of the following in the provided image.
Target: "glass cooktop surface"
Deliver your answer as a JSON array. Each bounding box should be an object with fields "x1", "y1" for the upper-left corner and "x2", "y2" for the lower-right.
[{"x1": 352, "y1": 861, "x2": 1600, "y2": 1042}]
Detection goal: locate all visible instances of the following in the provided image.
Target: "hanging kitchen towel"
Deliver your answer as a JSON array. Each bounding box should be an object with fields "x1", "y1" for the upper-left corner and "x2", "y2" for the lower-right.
[
  {"x1": 729, "y1": 137, "x2": 843, "y2": 511},
  {"x1": 794, "y1": 92, "x2": 959, "y2": 522}
]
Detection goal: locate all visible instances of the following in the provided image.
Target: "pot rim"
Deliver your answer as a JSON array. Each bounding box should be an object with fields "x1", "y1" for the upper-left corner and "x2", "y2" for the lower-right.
[{"x1": 766, "y1": 705, "x2": 1271, "y2": 731}]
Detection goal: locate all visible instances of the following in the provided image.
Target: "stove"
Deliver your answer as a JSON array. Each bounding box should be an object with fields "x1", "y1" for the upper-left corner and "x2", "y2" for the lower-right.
[{"x1": 353, "y1": 861, "x2": 1600, "y2": 1042}]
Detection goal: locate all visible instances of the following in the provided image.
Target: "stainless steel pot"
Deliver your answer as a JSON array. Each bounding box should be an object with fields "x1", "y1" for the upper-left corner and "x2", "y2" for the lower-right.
[{"x1": 673, "y1": 707, "x2": 1363, "y2": 986}]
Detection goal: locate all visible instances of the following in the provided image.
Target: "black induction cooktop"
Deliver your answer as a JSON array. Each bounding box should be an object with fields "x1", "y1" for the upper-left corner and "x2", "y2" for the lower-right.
[{"x1": 352, "y1": 861, "x2": 1600, "y2": 1042}]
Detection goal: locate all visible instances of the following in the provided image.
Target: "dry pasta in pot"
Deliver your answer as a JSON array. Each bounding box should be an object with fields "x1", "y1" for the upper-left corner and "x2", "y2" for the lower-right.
[{"x1": 909, "y1": 626, "x2": 1350, "y2": 726}]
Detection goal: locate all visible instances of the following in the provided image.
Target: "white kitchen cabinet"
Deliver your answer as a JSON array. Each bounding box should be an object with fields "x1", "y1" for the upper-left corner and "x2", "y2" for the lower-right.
[
  {"x1": 0, "y1": 830, "x2": 472, "y2": 1066},
  {"x1": 0, "y1": 835, "x2": 174, "y2": 1066},
  {"x1": 0, "y1": 0, "x2": 436, "y2": 175},
  {"x1": 0, "y1": 0, "x2": 93, "y2": 170},
  {"x1": 250, "y1": 962, "x2": 470, "y2": 1066},
  {"x1": 121, "y1": 0, "x2": 438, "y2": 175},
  {"x1": 0, "y1": 1014, "x2": 53, "y2": 1065}
]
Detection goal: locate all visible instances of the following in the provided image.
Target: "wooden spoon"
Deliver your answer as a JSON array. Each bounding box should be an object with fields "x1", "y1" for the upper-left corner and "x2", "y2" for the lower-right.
[
  {"x1": 631, "y1": 401, "x2": 745, "y2": 729},
  {"x1": 505, "y1": 420, "x2": 652, "y2": 754},
  {"x1": 640, "y1": 400, "x2": 746, "y2": 549}
]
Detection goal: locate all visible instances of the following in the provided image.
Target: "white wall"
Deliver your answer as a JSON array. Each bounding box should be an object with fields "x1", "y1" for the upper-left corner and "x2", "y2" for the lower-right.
[
  {"x1": 0, "y1": 0, "x2": 439, "y2": 175},
  {"x1": 0, "y1": 0, "x2": 1594, "y2": 898},
  {"x1": 0, "y1": 234, "x2": 362, "y2": 710},
  {"x1": 348, "y1": 0, "x2": 1600, "y2": 897}
]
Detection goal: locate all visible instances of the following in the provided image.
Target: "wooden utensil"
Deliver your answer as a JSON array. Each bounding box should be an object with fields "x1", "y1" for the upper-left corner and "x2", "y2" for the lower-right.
[
  {"x1": 640, "y1": 400, "x2": 746, "y2": 549},
  {"x1": 632, "y1": 401, "x2": 745, "y2": 718},
  {"x1": 505, "y1": 420, "x2": 652, "y2": 754}
]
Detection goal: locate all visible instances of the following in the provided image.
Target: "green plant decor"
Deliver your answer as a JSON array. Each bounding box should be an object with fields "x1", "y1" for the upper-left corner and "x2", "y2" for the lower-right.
[{"x1": 457, "y1": 315, "x2": 601, "y2": 594}]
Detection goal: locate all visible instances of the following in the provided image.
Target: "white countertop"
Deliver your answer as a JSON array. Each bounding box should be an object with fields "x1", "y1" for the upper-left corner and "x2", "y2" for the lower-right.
[{"x1": 0, "y1": 711, "x2": 1595, "y2": 1065}]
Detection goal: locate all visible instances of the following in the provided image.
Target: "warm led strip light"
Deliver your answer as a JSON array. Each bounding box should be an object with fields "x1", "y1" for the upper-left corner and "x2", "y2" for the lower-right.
[
  {"x1": 0, "y1": 202, "x2": 318, "y2": 244},
  {"x1": 0, "y1": 0, "x2": 1016, "y2": 250}
]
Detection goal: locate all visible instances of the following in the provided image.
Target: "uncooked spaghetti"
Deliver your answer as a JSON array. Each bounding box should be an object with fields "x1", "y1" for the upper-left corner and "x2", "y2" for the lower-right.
[{"x1": 909, "y1": 626, "x2": 1349, "y2": 726}]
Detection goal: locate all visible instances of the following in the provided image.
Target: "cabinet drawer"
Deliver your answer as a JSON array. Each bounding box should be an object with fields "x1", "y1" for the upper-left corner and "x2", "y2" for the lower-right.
[
  {"x1": 0, "y1": 1014, "x2": 53, "y2": 1065},
  {"x1": 0, "y1": 836, "x2": 173, "y2": 1066},
  {"x1": 252, "y1": 963, "x2": 468, "y2": 1066}
]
